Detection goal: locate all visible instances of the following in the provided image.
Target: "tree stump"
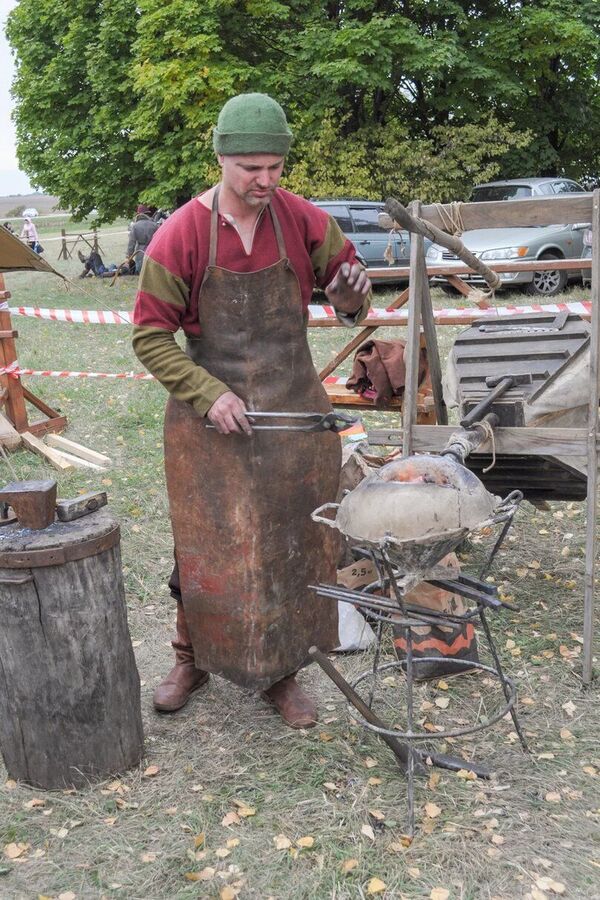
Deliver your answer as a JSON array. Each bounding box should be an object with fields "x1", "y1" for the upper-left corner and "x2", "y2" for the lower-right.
[{"x1": 0, "y1": 509, "x2": 144, "y2": 788}]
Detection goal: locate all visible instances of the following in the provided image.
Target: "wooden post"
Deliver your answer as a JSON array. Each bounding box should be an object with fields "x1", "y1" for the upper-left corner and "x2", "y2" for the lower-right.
[
  {"x1": 402, "y1": 201, "x2": 425, "y2": 457},
  {"x1": 0, "y1": 509, "x2": 144, "y2": 788},
  {"x1": 583, "y1": 189, "x2": 600, "y2": 684},
  {"x1": 59, "y1": 228, "x2": 67, "y2": 261},
  {"x1": 92, "y1": 227, "x2": 99, "y2": 253},
  {"x1": 420, "y1": 272, "x2": 448, "y2": 425},
  {"x1": 0, "y1": 275, "x2": 67, "y2": 437}
]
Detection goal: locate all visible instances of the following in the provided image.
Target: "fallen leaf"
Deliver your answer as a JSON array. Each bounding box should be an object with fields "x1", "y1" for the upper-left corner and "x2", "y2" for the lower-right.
[
  {"x1": 491, "y1": 834, "x2": 505, "y2": 845},
  {"x1": 220, "y1": 888, "x2": 238, "y2": 900},
  {"x1": 582, "y1": 765, "x2": 597, "y2": 776},
  {"x1": 437, "y1": 680, "x2": 449, "y2": 691},
  {"x1": 194, "y1": 833, "x2": 205, "y2": 849},
  {"x1": 143, "y1": 765, "x2": 160, "y2": 777},
  {"x1": 4, "y1": 780, "x2": 16, "y2": 790},
  {"x1": 361, "y1": 824, "x2": 375, "y2": 841},
  {"x1": 531, "y1": 889, "x2": 548, "y2": 900},
  {"x1": 456, "y1": 769, "x2": 477, "y2": 781},
  {"x1": 560, "y1": 728, "x2": 574, "y2": 742},
  {"x1": 226, "y1": 838, "x2": 240, "y2": 848},
  {"x1": 237, "y1": 806, "x2": 255, "y2": 818},
  {"x1": 185, "y1": 867, "x2": 215, "y2": 881},
  {"x1": 222, "y1": 812, "x2": 241, "y2": 827},
  {"x1": 545, "y1": 792, "x2": 561, "y2": 803},
  {"x1": 369, "y1": 809, "x2": 385, "y2": 821},
  {"x1": 367, "y1": 777, "x2": 382, "y2": 786},
  {"x1": 214, "y1": 848, "x2": 230, "y2": 859},
  {"x1": 58, "y1": 893, "x2": 77, "y2": 900},
  {"x1": 537, "y1": 752, "x2": 555, "y2": 760},
  {"x1": 364, "y1": 757, "x2": 378, "y2": 769},
  {"x1": 562, "y1": 701, "x2": 577, "y2": 717},
  {"x1": 430, "y1": 889, "x2": 450, "y2": 900},
  {"x1": 23, "y1": 798, "x2": 45, "y2": 809},
  {"x1": 341, "y1": 858, "x2": 358, "y2": 873},
  {"x1": 319, "y1": 732, "x2": 334, "y2": 742},
  {"x1": 428, "y1": 773, "x2": 441, "y2": 789},
  {"x1": 408, "y1": 866, "x2": 420, "y2": 877},
  {"x1": 273, "y1": 834, "x2": 291, "y2": 850},
  {"x1": 535, "y1": 876, "x2": 566, "y2": 894},
  {"x1": 50, "y1": 828, "x2": 69, "y2": 839},
  {"x1": 141, "y1": 852, "x2": 156, "y2": 863},
  {"x1": 103, "y1": 817, "x2": 117, "y2": 826},
  {"x1": 366, "y1": 877, "x2": 386, "y2": 894},
  {"x1": 323, "y1": 782, "x2": 337, "y2": 791},
  {"x1": 425, "y1": 802, "x2": 442, "y2": 819},
  {"x1": 296, "y1": 836, "x2": 314, "y2": 849},
  {"x1": 435, "y1": 697, "x2": 450, "y2": 710},
  {"x1": 4, "y1": 843, "x2": 29, "y2": 859}
]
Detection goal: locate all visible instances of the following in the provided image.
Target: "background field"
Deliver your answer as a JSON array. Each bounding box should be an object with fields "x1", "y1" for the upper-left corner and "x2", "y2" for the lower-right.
[{"x1": 0, "y1": 225, "x2": 598, "y2": 900}]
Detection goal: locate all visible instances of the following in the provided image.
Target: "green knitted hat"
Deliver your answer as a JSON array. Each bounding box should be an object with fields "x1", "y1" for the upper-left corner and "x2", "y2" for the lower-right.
[{"x1": 213, "y1": 93, "x2": 293, "y2": 156}]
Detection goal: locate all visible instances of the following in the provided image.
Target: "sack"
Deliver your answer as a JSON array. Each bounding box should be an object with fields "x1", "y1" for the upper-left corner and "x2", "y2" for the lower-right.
[{"x1": 392, "y1": 553, "x2": 480, "y2": 680}]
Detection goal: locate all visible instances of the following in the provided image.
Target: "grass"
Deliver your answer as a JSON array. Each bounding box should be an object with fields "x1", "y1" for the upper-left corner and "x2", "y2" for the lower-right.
[{"x1": 0, "y1": 229, "x2": 599, "y2": 899}]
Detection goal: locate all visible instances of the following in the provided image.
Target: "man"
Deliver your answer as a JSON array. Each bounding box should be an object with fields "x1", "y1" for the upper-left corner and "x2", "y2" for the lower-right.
[
  {"x1": 127, "y1": 205, "x2": 160, "y2": 273},
  {"x1": 132, "y1": 93, "x2": 371, "y2": 728}
]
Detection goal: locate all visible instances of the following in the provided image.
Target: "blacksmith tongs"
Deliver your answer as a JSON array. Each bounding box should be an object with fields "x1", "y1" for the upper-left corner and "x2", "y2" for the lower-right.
[{"x1": 245, "y1": 411, "x2": 361, "y2": 433}]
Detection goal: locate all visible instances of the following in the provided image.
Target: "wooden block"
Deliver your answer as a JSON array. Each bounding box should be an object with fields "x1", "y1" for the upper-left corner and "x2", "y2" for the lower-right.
[
  {"x1": 0, "y1": 413, "x2": 21, "y2": 450},
  {"x1": 21, "y1": 431, "x2": 74, "y2": 471},
  {"x1": 49, "y1": 450, "x2": 105, "y2": 471},
  {"x1": 45, "y1": 434, "x2": 111, "y2": 468}
]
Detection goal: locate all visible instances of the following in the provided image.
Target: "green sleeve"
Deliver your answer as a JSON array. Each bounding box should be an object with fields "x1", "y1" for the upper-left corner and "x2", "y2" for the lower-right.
[{"x1": 132, "y1": 325, "x2": 229, "y2": 416}]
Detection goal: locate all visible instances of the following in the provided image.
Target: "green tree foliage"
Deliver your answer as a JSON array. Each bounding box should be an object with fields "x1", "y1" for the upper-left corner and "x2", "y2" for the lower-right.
[{"x1": 7, "y1": 0, "x2": 600, "y2": 218}]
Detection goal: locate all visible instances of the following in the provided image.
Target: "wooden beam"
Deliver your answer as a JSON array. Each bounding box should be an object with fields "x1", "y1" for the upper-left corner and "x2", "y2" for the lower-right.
[
  {"x1": 366, "y1": 257, "x2": 592, "y2": 281},
  {"x1": 583, "y1": 189, "x2": 600, "y2": 684},
  {"x1": 21, "y1": 431, "x2": 74, "y2": 471},
  {"x1": 402, "y1": 201, "x2": 425, "y2": 456},
  {"x1": 45, "y1": 434, "x2": 111, "y2": 468},
  {"x1": 417, "y1": 195, "x2": 593, "y2": 230},
  {"x1": 367, "y1": 424, "x2": 589, "y2": 457}
]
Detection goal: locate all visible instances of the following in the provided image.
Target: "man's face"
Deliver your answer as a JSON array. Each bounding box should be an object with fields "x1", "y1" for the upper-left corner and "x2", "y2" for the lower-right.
[{"x1": 219, "y1": 154, "x2": 285, "y2": 209}]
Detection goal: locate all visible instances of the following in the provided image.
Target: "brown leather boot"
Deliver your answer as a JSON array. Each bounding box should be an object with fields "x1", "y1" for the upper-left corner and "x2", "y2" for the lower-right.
[
  {"x1": 263, "y1": 674, "x2": 318, "y2": 729},
  {"x1": 153, "y1": 602, "x2": 209, "y2": 712}
]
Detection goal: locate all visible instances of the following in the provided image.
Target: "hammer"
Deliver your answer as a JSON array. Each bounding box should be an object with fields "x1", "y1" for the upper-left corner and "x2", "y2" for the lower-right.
[{"x1": 460, "y1": 373, "x2": 533, "y2": 429}]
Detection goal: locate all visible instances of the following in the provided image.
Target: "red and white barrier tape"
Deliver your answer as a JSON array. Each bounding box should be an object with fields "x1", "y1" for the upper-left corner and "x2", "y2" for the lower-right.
[
  {"x1": 0, "y1": 362, "x2": 154, "y2": 380},
  {"x1": 4, "y1": 299, "x2": 593, "y2": 326}
]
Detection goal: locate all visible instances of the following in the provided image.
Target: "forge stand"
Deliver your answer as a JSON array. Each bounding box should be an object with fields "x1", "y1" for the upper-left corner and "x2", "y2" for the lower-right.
[{"x1": 311, "y1": 498, "x2": 528, "y2": 837}]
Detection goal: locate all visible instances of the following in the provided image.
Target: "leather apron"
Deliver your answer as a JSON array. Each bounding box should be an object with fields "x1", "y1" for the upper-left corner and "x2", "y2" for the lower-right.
[{"x1": 164, "y1": 190, "x2": 340, "y2": 690}]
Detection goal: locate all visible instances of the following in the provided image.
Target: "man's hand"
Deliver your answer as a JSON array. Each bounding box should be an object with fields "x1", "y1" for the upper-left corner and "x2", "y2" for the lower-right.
[
  {"x1": 207, "y1": 391, "x2": 253, "y2": 435},
  {"x1": 324, "y1": 262, "x2": 371, "y2": 313}
]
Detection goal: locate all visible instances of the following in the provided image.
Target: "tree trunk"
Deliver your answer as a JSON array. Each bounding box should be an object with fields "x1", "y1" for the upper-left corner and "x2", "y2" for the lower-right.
[{"x1": 0, "y1": 509, "x2": 144, "y2": 789}]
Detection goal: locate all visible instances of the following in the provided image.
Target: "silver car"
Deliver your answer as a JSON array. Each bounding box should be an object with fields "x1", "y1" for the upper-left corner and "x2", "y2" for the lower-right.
[{"x1": 427, "y1": 178, "x2": 590, "y2": 297}]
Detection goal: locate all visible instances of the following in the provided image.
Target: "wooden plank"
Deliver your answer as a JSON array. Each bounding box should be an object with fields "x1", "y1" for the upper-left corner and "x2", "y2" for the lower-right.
[
  {"x1": 0, "y1": 413, "x2": 21, "y2": 449},
  {"x1": 402, "y1": 201, "x2": 425, "y2": 456},
  {"x1": 365, "y1": 258, "x2": 592, "y2": 280},
  {"x1": 323, "y1": 383, "x2": 403, "y2": 409},
  {"x1": 416, "y1": 195, "x2": 593, "y2": 230},
  {"x1": 45, "y1": 434, "x2": 111, "y2": 468},
  {"x1": 583, "y1": 189, "x2": 600, "y2": 684},
  {"x1": 367, "y1": 424, "x2": 589, "y2": 457},
  {"x1": 420, "y1": 269, "x2": 448, "y2": 424},
  {"x1": 21, "y1": 431, "x2": 74, "y2": 471},
  {"x1": 46, "y1": 449, "x2": 106, "y2": 471}
]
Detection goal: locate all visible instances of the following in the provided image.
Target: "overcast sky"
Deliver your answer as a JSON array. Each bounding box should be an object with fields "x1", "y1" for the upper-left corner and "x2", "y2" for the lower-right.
[{"x1": 0, "y1": 0, "x2": 34, "y2": 196}]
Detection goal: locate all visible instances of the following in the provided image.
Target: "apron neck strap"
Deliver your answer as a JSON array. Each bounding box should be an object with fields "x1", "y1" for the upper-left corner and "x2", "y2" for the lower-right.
[{"x1": 209, "y1": 184, "x2": 287, "y2": 265}]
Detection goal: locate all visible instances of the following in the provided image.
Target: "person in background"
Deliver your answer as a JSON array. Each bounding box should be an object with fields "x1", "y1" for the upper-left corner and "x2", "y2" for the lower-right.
[
  {"x1": 132, "y1": 92, "x2": 371, "y2": 729},
  {"x1": 127, "y1": 205, "x2": 160, "y2": 274},
  {"x1": 20, "y1": 217, "x2": 43, "y2": 254},
  {"x1": 2, "y1": 221, "x2": 15, "y2": 235}
]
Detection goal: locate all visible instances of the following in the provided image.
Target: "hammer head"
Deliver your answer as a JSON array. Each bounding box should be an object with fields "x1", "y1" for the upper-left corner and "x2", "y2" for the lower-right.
[
  {"x1": 485, "y1": 373, "x2": 533, "y2": 389},
  {"x1": 0, "y1": 479, "x2": 57, "y2": 530}
]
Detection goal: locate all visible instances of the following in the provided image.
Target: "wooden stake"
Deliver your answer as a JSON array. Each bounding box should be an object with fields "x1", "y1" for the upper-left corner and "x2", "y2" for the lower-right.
[
  {"x1": 583, "y1": 189, "x2": 600, "y2": 685},
  {"x1": 402, "y1": 201, "x2": 425, "y2": 457},
  {"x1": 21, "y1": 431, "x2": 74, "y2": 471}
]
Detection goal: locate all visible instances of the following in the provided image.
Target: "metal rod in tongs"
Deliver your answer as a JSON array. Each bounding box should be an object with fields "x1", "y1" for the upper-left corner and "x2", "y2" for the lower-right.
[{"x1": 245, "y1": 411, "x2": 361, "y2": 433}]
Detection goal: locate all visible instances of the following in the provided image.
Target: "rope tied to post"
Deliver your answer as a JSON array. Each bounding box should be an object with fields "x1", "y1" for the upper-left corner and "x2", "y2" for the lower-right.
[
  {"x1": 476, "y1": 418, "x2": 497, "y2": 473},
  {"x1": 433, "y1": 201, "x2": 465, "y2": 237}
]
